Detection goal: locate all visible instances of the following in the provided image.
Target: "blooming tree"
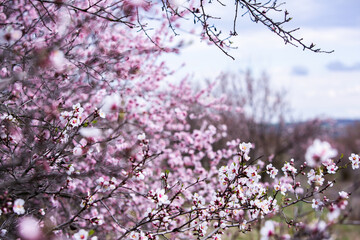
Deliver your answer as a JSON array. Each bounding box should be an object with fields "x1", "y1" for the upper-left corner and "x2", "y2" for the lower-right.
[
  {"x1": 0, "y1": 0, "x2": 357, "y2": 240},
  {"x1": 202, "y1": 71, "x2": 329, "y2": 164}
]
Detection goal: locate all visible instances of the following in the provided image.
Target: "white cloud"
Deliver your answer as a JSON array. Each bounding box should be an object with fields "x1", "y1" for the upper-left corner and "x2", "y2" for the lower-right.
[{"x1": 163, "y1": 2, "x2": 360, "y2": 120}]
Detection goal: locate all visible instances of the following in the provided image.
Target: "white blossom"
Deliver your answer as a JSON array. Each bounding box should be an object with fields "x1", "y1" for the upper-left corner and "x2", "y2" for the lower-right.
[
  {"x1": 305, "y1": 139, "x2": 337, "y2": 168},
  {"x1": 156, "y1": 189, "x2": 170, "y2": 206},
  {"x1": 13, "y1": 199, "x2": 25, "y2": 215},
  {"x1": 73, "y1": 229, "x2": 88, "y2": 240},
  {"x1": 137, "y1": 133, "x2": 146, "y2": 141}
]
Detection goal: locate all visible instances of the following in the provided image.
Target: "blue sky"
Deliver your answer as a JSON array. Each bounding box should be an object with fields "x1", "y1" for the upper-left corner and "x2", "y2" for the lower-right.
[{"x1": 164, "y1": 0, "x2": 360, "y2": 120}]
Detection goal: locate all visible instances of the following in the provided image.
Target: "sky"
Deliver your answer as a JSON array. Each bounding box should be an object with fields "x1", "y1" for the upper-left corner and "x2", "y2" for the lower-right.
[{"x1": 164, "y1": 0, "x2": 360, "y2": 121}]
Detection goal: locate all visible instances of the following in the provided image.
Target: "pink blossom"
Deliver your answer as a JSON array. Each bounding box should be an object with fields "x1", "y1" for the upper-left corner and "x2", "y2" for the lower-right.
[
  {"x1": 155, "y1": 189, "x2": 170, "y2": 206},
  {"x1": 101, "y1": 94, "x2": 122, "y2": 114},
  {"x1": 281, "y1": 161, "x2": 297, "y2": 176},
  {"x1": 73, "y1": 146, "x2": 83, "y2": 156},
  {"x1": 339, "y1": 191, "x2": 349, "y2": 199},
  {"x1": 18, "y1": 217, "x2": 42, "y2": 240},
  {"x1": 305, "y1": 139, "x2": 337, "y2": 168},
  {"x1": 260, "y1": 220, "x2": 275, "y2": 240},
  {"x1": 311, "y1": 199, "x2": 322, "y2": 210},
  {"x1": 266, "y1": 164, "x2": 278, "y2": 178},
  {"x1": 49, "y1": 49, "x2": 68, "y2": 71}
]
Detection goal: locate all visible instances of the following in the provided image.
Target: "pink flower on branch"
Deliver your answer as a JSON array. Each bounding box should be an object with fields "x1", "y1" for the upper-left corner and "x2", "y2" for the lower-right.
[{"x1": 305, "y1": 139, "x2": 337, "y2": 168}]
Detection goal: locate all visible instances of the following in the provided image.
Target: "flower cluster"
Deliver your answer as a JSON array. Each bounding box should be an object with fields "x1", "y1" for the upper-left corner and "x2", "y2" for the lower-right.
[
  {"x1": 266, "y1": 164, "x2": 278, "y2": 179},
  {"x1": 322, "y1": 158, "x2": 338, "y2": 174},
  {"x1": 148, "y1": 189, "x2": 170, "y2": 207},
  {"x1": 281, "y1": 160, "x2": 297, "y2": 176},
  {"x1": 0, "y1": 1, "x2": 359, "y2": 239},
  {"x1": 95, "y1": 177, "x2": 117, "y2": 192},
  {"x1": 239, "y1": 142, "x2": 252, "y2": 160},
  {"x1": 307, "y1": 169, "x2": 325, "y2": 186},
  {"x1": 349, "y1": 153, "x2": 360, "y2": 169},
  {"x1": 60, "y1": 103, "x2": 84, "y2": 129},
  {"x1": 80, "y1": 191, "x2": 96, "y2": 208}
]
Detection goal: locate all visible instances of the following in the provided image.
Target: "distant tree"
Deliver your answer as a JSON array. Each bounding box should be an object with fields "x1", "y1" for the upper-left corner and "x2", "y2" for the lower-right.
[{"x1": 198, "y1": 70, "x2": 326, "y2": 164}]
